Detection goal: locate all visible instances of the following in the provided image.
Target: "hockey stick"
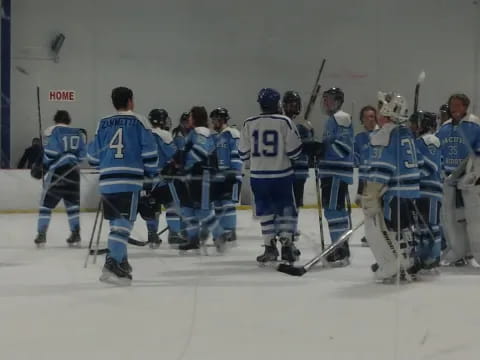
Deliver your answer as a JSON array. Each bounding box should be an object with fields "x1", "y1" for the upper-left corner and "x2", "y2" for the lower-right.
[
  {"x1": 304, "y1": 60, "x2": 327, "y2": 250},
  {"x1": 413, "y1": 71, "x2": 426, "y2": 113},
  {"x1": 303, "y1": 59, "x2": 326, "y2": 121},
  {"x1": 277, "y1": 220, "x2": 364, "y2": 276},
  {"x1": 313, "y1": 155, "x2": 325, "y2": 251},
  {"x1": 410, "y1": 200, "x2": 436, "y2": 243},
  {"x1": 36, "y1": 86, "x2": 45, "y2": 185},
  {"x1": 84, "y1": 200, "x2": 102, "y2": 268}
]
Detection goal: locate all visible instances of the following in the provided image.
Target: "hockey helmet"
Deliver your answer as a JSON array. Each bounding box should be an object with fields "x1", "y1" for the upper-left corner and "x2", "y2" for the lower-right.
[
  {"x1": 257, "y1": 88, "x2": 281, "y2": 113},
  {"x1": 148, "y1": 108, "x2": 171, "y2": 130},
  {"x1": 377, "y1": 91, "x2": 408, "y2": 122},
  {"x1": 282, "y1": 90, "x2": 302, "y2": 117}
]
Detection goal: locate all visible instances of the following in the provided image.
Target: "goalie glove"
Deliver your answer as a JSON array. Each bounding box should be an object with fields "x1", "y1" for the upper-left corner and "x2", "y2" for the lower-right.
[{"x1": 361, "y1": 181, "x2": 384, "y2": 217}]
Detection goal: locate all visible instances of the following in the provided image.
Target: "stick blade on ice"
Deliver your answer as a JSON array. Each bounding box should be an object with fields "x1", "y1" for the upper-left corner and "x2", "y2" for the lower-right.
[{"x1": 277, "y1": 263, "x2": 307, "y2": 276}]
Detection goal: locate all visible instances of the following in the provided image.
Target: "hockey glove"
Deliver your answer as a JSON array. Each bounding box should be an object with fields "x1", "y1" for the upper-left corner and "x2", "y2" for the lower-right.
[
  {"x1": 302, "y1": 140, "x2": 325, "y2": 157},
  {"x1": 30, "y1": 163, "x2": 45, "y2": 180}
]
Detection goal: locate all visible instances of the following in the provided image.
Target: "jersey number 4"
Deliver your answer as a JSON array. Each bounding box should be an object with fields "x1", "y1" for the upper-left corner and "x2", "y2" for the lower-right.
[
  {"x1": 109, "y1": 128, "x2": 125, "y2": 159},
  {"x1": 252, "y1": 129, "x2": 278, "y2": 157}
]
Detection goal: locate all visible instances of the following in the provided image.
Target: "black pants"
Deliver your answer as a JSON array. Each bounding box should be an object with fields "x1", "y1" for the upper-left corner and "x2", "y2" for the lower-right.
[{"x1": 42, "y1": 165, "x2": 80, "y2": 209}]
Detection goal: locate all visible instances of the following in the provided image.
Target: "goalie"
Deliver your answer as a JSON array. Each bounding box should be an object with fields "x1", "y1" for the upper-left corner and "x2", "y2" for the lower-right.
[
  {"x1": 361, "y1": 92, "x2": 420, "y2": 283},
  {"x1": 436, "y1": 94, "x2": 480, "y2": 266}
]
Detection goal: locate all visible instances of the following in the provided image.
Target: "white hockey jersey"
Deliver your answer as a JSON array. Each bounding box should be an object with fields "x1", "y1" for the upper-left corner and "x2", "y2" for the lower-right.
[{"x1": 238, "y1": 114, "x2": 302, "y2": 179}]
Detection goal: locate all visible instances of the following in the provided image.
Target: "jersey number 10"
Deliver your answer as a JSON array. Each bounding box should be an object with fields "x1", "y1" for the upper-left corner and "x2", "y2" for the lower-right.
[{"x1": 252, "y1": 129, "x2": 278, "y2": 157}]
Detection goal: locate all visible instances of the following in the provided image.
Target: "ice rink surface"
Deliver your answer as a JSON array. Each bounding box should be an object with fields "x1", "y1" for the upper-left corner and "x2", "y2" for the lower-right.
[{"x1": 1, "y1": 209, "x2": 480, "y2": 360}]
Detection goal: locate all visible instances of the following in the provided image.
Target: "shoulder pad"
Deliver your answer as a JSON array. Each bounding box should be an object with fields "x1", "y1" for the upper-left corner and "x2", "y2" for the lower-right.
[
  {"x1": 194, "y1": 127, "x2": 211, "y2": 137},
  {"x1": 44, "y1": 125, "x2": 57, "y2": 137},
  {"x1": 370, "y1": 123, "x2": 396, "y2": 146},
  {"x1": 421, "y1": 133, "x2": 440, "y2": 148},
  {"x1": 44, "y1": 124, "x2": 69, "y2": 137},
  {"x1": 152, "y1": 128, "x2": 173, "y2": 143},
  {"x1": 223, "y1": 126, "x2": 240, "y2": 139},
  {"x1": 463, "y1": 114, "x2": 480, "y2": 124},
  {"x1": 333, "y1": 110, "x2": 351, "y2": 127},
  {"x1": 133, "y1": 113, "x2": 151, "y2": 129}
]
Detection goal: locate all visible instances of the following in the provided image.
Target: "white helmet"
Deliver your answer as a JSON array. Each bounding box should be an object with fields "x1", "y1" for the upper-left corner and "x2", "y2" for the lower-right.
[{"x1": 377, "y1": 91, "x2": 409, "y2": 122}]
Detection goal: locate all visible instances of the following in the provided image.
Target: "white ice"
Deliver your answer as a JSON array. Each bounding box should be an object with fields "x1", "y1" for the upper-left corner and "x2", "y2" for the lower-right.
[{"x1": 1, "y1": 209, "x2": 479, "y2": 360}]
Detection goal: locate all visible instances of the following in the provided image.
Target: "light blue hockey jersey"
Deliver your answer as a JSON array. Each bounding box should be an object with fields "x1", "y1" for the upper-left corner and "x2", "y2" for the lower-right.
[
  {"x1": 318, "y1": 110, "x2": 354, "y2": 184},
  {"x1": 43, "y1": 124, "x2": 86, "y2": 172},
  {"x1": 151, "y1": 128, "x2": 177, "y2": 170},
  {"x1": 436, "y1": 114, "x2": 480, "y2": 176},
  {"x1": 172, "y1": 126, "x2": 188, "y2": 151},
  {"x1": 292, "y1": 121, "x2": 314, "y2": 179},
  {"x1": 214, "y1": 126, "x2": 242, "y2": 179},
  {"x1": 415, "y1": 134, "x2": 442, "y2": 201},
  {"x1": 184, "y1": 127, "x2": 216, "y2": 171},
  {"x1": 87, "y1": 111, "x2": 159, "y2": 194},
  {"x1": 354, "y1": 131, "x2": 372, "y2": 181},
  {"x1": 367, "y1": 123, "x2": 420, "y2": 204}
]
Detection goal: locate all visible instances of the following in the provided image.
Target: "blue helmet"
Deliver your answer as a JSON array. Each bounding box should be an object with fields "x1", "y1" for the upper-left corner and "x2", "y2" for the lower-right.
[{"x1": 257, "y1": 88, "x2": 281, "y2": 112}]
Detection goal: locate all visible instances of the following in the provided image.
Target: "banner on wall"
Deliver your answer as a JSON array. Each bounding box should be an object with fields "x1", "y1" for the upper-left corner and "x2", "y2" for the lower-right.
[{"x1": 48, "y1": 90, "x2": 76, "y2": 102}]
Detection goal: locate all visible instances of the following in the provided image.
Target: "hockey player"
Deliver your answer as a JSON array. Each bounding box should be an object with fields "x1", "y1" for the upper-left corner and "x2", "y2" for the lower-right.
[
  {"x1": 438, "y1": 104, "x2": 450, "y2": 126},
  {"x1": 362, "y1": 92, "x2": 420, "y2": 282},
  {"x1": 409, "y1": 111, "x2": 442, "y2": 271},
  {"x1": 177, "y1": 106, "x2": 217, "y2": 253},
  {"x1": 283, "y1": 91, "x2": 312, "y2": 207},
  {"x1": 137, "y1": 109, "x2": 177, "y2": 248},
  {"x1": 353, "y1": 105, "x2": 377, "y2": 247},
  {"x1": 239, "y1": 88, "x2": 303, "y2": 265},
  {"x1": 33, "y1": 110, "x2": 86, "y2": 247},
  {"x1": 436, "y1": 93, "x2": 480, "y2": 266},
  {"x1": 210, "y1": 107, "x2": 242, "y2": 251},
  {"x1": 167, "y1": 111, "x2": 191, "y2": 246},
  {"x1": 317, "y1": 87, "x2": 353, "y2": 266},
  {"x1": 87, "y1": 87, "x2": 159, "y2": 285}
]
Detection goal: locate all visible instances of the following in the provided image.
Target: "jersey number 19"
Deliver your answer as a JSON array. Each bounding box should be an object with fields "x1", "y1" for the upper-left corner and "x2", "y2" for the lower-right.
[{"x1": 252, "y1": 129, "x2": 278, "y2": 157}]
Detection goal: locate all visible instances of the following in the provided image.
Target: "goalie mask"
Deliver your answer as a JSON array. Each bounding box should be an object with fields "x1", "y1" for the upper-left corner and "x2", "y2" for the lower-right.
[{"x1": 377, "y1": 92, "x2": 408, "y2": 122}]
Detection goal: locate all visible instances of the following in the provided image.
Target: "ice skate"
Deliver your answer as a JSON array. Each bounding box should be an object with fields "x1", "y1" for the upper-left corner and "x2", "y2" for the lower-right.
[
  {"x1": 34, "y1": 232, "x2": 46, "y2": 248},
  {"x1": 360, "y1": 236, "x2": 369, "y2": 247},
  {"x1": 256, "y1": 240, "x2": 279, "y2": 266},
  {"x1": 280, "y1": 237, "x2": 300, "y2": 264},
  {"x1": 179, "y1": 237, "x2": 201, "y2": 255},
  {"x1": 225, "y1": 230, "x2": 238, "y2": 248},
  {"x1": 326, "y1": 242, "x2": 350, "y2": 267},
  {"x1": 99, "y1": 257, "x2": 132, "y2": 286},
  {"x1": 148, "y1": 231, "x2": 161, "y2": 249},
  {"x1": 214, "y1": 233, "x2": 228, "y2": 254},
  {"x1": 168, "y1": 231, "x2": 186, "y2": 249},
  {"x1": 66, "y1": 231, "x2": 81, "y2": 248}
]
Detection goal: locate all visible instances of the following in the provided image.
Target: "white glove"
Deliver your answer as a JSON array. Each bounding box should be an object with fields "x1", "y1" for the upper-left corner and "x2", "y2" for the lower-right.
[{"x1": 361, "y1": 181, "x2": 384, "y2": 217}]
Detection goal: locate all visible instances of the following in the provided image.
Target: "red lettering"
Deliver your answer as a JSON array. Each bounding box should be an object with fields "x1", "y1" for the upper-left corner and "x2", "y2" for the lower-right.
[{"x1": 48, "y1": 90, "x2": 76, "y2": 101}]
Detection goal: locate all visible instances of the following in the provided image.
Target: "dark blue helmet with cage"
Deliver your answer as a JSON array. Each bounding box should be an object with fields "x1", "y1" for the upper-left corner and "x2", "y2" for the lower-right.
[
  {"x1": 282, "y1": 90, "x2": 302, "y2": 117},
  {"x1": 257, "y1": 88, "x2": 281, "y2": 113},
  {"x1": 323, "y1": 87, "x2": 345, "y2": 105},
  {"x1": 148, "y1": 108, "x2": 171, "y2": 129},
  {"x1": 210, "y1": 107, "x2": 230, "y2": 122}
]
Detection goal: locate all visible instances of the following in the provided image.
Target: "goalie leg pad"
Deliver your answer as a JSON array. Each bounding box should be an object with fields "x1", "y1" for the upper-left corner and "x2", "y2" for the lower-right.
[
  {"x1": 365, "y1": 214, "x2": 400, "y2": 280},
  {"x1": 441, "y1": 185, "x2": 469, "y2": 262},
  {"x1": 461, "y1": 184, "x2": 480, "y2": 262}
]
